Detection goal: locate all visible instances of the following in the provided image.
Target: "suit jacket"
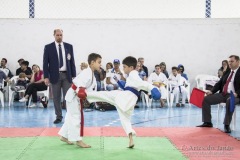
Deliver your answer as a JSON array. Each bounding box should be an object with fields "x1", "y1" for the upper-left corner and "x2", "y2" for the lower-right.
[
  {"x1": 43, "y1": 42, "x2": 76, "y2": 84},
  {"x1": 212, "y1": 68, "x2": 240, "y2": 98}
]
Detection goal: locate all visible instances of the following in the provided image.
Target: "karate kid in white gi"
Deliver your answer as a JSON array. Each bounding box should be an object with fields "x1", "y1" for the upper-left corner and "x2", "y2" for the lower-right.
[
  {"x1": 58, "y1": 53, "x2": 102, "y2": 148},
  {"x1": 84, "y1": 56, "x2": 161, "y2": 148},
  {"x1": 148, "y1": 64, "x2": 168, "y2": 107},
  {"x1": 168, "y1": 66, "x2": 188, "y2": 107}
]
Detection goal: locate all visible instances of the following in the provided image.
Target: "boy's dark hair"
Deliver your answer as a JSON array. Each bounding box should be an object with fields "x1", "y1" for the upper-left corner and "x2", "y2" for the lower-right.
[
  {"x1": 88, "y1": 53, "x2": 102, "y2": 65},
  {"x1": 155, "y1": 64, "x2": 160, "y2": 68},
  {"x1": 21, "y1": 61, "x2": 29, "y2": 66},
  {"x1": 172, "y1": 66, "x2": 178, "y2": 70},
  {"x1": 2, "y1": 58, "x2": 7, "y2": 63},
  {"x1": 122, "y1": 56, "x2": 137, "y2": 69}
]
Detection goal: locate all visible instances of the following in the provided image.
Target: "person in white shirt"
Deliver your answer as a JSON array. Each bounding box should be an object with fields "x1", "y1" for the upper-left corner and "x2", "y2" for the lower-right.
[
  {"x1": 148, "y1": 65, "x2": 168, "y2": 107},
  {"x1": 105, "y1": 59, "x2": 126, "y2": 91},
  {"x1": 168, "y1": 66, "x2": 188, "y2": 107}
]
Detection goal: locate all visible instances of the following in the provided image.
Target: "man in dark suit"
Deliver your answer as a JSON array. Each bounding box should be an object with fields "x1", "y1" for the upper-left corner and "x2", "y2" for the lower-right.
[
  {"x1": 197, "y1": 55, "x2": 240, "y2": 133},
  {"x1": 43, "y1": 29, "x2": 76, "y2": 124}
]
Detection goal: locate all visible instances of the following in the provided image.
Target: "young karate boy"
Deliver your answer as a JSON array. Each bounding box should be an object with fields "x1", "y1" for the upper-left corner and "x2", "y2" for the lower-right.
[
  {"x1": 58, "y1": 53, "x2": 102, "y2": 148},
  {"x1": 82, "y1": 56, "x2": 161, "y2": 148}
]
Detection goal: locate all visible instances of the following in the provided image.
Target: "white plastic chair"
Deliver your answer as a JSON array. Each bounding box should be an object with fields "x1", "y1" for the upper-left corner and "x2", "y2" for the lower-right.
[
  {"x1": 0, "y1": 80, "x2": 5, "y2": 107},
  {"x1": 216, "y1": 103, "x2": 237, "y2": 131},
  {"x1": 8, "y1": 76, "x2": 27, "y2": 106},
  {"x1": 28, "y1": 86, "x2": 50, "y2": 107},
  {"x1": 141, "y1": 91, "x2": 150, "y2": 108},
  {"x1": 195, "y1": 74, "x2": 219, "y2": 91}
]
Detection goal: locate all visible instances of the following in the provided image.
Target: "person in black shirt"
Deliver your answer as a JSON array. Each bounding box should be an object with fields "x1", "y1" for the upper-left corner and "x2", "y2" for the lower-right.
[
  {"x1": 16, "y1": 59, "x2": 32, "y2": 76},
  {"x1": 16, "y1": 61, "x2": 32, "y2": 80}
]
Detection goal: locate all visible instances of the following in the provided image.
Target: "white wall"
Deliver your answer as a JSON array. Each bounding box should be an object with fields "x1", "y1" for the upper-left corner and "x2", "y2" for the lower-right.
[
  {"x1": 0, "y1": 19, "x2": 240, "y2": 88},
  {"x1": 1, "y1": 0, "x2": 240, "y2": 19}
]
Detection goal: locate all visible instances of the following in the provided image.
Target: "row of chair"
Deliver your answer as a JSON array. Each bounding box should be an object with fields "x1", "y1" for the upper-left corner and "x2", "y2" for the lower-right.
[{"x1": 0, "y1": 76, "x2": 49, "y2": 107}]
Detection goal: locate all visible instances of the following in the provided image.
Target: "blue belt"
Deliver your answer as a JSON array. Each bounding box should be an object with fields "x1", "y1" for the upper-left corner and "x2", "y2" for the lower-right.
[{"x1": 125, "y1": 87, "x2": 140, "y2": 97}]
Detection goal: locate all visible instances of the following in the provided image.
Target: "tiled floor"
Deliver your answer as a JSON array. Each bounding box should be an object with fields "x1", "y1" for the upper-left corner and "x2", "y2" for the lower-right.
[{"x1": 0, "y1": 100, "x2": 239, "y2": 139}]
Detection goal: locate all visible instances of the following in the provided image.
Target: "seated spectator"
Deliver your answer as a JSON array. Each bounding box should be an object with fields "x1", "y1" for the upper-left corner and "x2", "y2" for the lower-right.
[
  {"x1": 16, "y1": 58, "x2": 32, "y2": 75},
  {"x1": 148, "y1": 65, "x2": 168, "y2": 107},
  {"x1": 105, "y1": 62, "x2": 113, "y2": 73},
  {"x1": 106, "y1": 59, "x2": 126, "y2": 91},
  {"x1": 168, "y1": 67, "x2": 188, "y2": 107},
  {"x1": 18, "y1": 61, "x2": 32, "y2": 80},
  {"x1": 0, "y1": 70, "x2": 10, "y2": 92},
  {"x1": 136, "y1": 62, "x2": 147, "y2": 81},
  {"x1": 0, "y1": 58, "x2": 13, "y2": 85},
  {"x1": 94, "y1": 67, "x2": 106, "y2": 91},
  {"x1": 11, "y1": 73, "x2": 28, "y2": 92},
  {"x1": 160, "y1": 62, "x2": 169, "y2": 78},
  {"x1": 138, "y1": 57, "x2": 148, "y2": 77},
  {"x1": 219, "y1": 60, "x2": 230, "y2": 77},
  {"x1": 19, "y1": 64, "x2": 48, "y2": 107},
  {"x1": 178, "y1": 64, "x2": 188, "y2": 80}
]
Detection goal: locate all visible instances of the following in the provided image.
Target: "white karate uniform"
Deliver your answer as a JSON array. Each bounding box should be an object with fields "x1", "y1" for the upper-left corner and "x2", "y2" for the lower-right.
[
  {"x1": 87, "y1": 70, "x2": 155, "y2": 136},
  {"x1": 148, "y1": 72, "x2": 168, "y2": 99},
  {"x1": 58, "y1": 67, "x2": 96, "y2": 142},
  {"x1": 168, "y1": 73, "x2": 187, "y2": 104}
]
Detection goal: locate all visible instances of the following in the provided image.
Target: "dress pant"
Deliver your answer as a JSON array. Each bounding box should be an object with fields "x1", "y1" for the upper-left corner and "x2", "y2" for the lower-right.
[
  {"x1": 51, "y1": 72, "x2": 71, "y2": 120},
  {"x1": 202, "y1": 93, "x2": 239, "y2": 125}
]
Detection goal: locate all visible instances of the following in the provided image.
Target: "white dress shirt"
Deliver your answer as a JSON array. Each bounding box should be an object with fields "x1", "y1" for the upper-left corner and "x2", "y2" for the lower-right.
[
  {"x1": 227, "y1": 67, "x2": 239, "y2": 93},
  {"x1": 55, "y1": 41, "x2": 66, "y2": 71}
]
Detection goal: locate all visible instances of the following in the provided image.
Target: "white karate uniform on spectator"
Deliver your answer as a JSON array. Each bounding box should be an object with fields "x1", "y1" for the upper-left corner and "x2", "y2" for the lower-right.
[
  {"x1": 148, "y1": 72, "x2": 168, "y2": 99},
  {"x1": 168, "y1": 73, "x2": 188, "y2": 104}
]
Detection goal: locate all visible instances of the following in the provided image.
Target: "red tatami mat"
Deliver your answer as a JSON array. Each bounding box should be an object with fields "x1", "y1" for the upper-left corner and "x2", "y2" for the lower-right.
[{"x1": 0, "y1": 127, "x2": 239, "y2": 159}]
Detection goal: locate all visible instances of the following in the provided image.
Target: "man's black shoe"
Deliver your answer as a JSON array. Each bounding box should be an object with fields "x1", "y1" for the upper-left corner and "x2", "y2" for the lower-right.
[
  {"x1": 53, "y1": 119, "x2": 62, "y2": 124},
  {"x1": 196, "y1": 122, "x2": 213, "y2": 127},
  {"x1": 224, "y1": 125, "x2": 231, "y2": 133}
]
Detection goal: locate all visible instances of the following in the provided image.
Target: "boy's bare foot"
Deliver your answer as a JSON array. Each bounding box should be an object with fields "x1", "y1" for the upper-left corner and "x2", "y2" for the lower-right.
[
  {"x1": 128, "y1": 133, "x2": 134, "y2": 148},
  {"x1": 76, "y1": 140, "x2": 91, "y2": 148},
  {"x1": 60, "y1": 137, "x2": 73, "y2": 145}
]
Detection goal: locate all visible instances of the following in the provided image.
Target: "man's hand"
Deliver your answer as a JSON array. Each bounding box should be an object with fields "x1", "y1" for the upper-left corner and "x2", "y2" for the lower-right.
[
  {"x1": 44, "y1": 78, "x2": 50, "y2": 86},
  {"x1": 206, "y1": 90, "x2": 212, "y2": 96}
]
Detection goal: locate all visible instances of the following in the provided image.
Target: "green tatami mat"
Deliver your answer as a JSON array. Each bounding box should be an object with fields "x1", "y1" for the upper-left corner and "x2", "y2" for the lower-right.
[{"x1": 0, "y1": 137, "x2": 186, "y2": 160}]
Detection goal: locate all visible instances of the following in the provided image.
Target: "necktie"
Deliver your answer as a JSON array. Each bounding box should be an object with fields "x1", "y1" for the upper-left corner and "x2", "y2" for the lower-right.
[
  {"x1": 222, "y1": 71, "x2": 234, "y2": 95},
  {"x1": 59, "y1": 44, "x2": 63, "y2": 68}
]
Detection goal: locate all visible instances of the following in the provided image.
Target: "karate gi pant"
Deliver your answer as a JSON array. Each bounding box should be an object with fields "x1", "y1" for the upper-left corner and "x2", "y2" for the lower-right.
[
  {"x1": 58, "y1": 97, "x2": 82, "y2": 142},
  {"x1": 159, "y1": 86, "x2": 167, "y2": 100},
  {"x1": 87, "y1": 90, "x2": 137, "y2": 136},
  {"x1": 172, "y1": 86, "x2": 187, "y2": 104}
]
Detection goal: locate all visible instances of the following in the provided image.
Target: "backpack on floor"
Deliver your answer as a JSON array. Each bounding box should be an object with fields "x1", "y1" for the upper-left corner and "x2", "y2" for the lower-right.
[{"x1": 95, "y1": 102, "x2": 116, "y2": 112}]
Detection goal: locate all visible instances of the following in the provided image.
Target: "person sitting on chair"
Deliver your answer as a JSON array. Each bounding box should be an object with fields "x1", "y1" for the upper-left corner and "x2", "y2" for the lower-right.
[
  {"x1": 19, "y1": 64, "x2": 48, "y2": 108},
  {"x1": 197, "y1": 55, "x2": 240, "y2": 133}
]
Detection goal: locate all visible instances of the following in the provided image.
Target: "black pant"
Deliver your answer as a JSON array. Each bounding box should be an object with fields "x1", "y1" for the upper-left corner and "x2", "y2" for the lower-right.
[
  {"x1": 202, "y1": 93, "x2": 239, "y2": 125},
  {"x1": 25, "y1": 82, "x2": 47, "y2": 103}
]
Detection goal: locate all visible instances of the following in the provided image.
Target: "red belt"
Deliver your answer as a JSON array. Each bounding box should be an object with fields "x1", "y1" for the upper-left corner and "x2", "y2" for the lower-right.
[{"x1": 71, "y1": 83, "x2": 84, "y2": 137}]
